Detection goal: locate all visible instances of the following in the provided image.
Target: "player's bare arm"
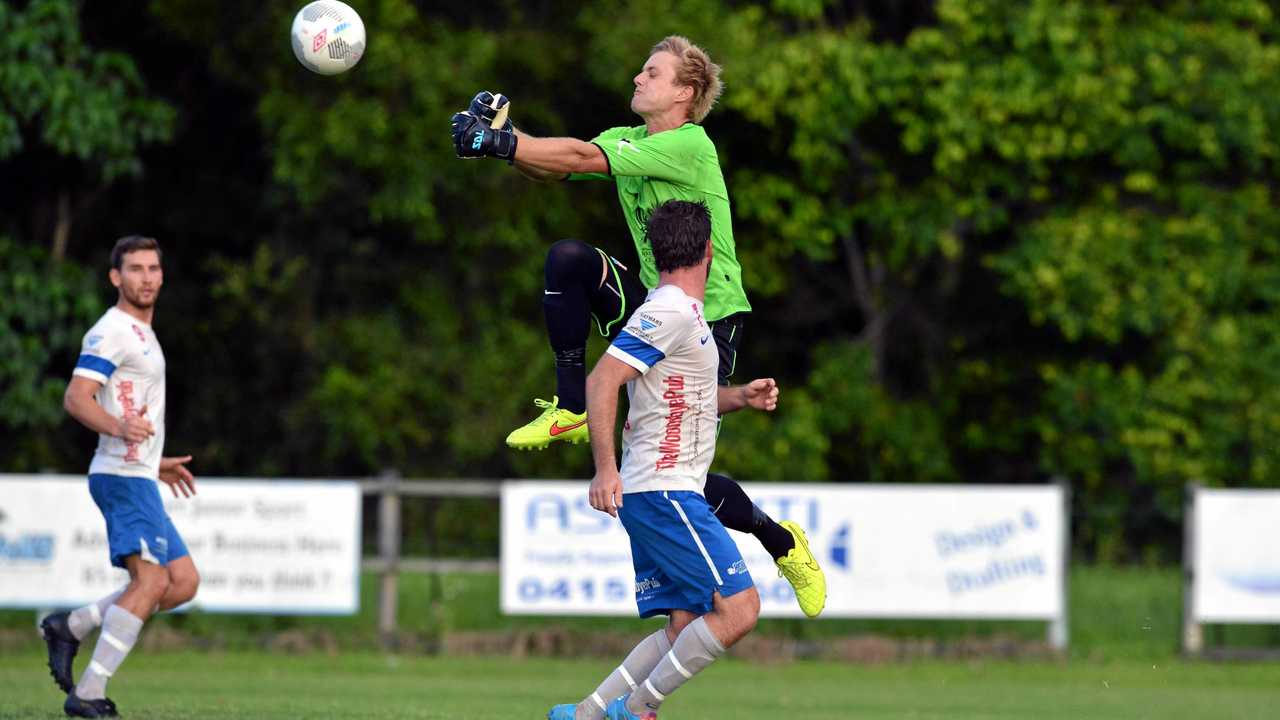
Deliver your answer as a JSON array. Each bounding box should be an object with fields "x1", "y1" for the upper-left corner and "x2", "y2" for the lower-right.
[
  {"x1": 717, "y1": 378, "x2": 779, "y2": 415},
  {"x1": 513, "y1": 134, "x2": 609, "y2": 176},
  {"x1": 585, "y1": 353, "x2": 640, "y2": 517},
  {"x1": 511, "y1": 129, "x2": 571, "y2": 182},
  {"x1": 64, "y1": 375, "x2": 154, "y2": 442}
]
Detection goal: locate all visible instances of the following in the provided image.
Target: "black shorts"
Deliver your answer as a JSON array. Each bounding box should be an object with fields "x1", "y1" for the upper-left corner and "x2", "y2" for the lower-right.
[{"x1": 591, "y1": 246, "x2": 746, "y2": 387}]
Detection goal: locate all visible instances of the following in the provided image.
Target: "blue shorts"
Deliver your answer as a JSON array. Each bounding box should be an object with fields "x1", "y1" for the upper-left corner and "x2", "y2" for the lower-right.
[
  {"x1": 618, "y1": 490, "x2": 754, "y2": 618},
  {"x1": 88, "y1": 474, "x2": 189, "y2": 569}
]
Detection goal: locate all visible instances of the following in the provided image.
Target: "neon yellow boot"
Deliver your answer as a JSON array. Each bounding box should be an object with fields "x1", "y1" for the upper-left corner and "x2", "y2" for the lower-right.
[
  {"x1": 776, "y1": 520, "x2": 827, "y2": 617},
  {"x1": 506, "y1": 396, "x2": 589, "y2": 450}
]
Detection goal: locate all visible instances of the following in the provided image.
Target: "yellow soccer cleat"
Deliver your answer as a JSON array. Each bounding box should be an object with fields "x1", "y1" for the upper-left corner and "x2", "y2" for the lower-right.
[
  {"x1": 776, "y1": 520, "x2": 827, "y2": 618},
  {"x1": 506, "y1": 396, "x2": 589, "y2": 450}
]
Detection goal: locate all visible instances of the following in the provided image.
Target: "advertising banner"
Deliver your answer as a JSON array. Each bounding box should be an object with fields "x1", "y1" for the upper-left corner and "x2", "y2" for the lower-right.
[
  {"x1": 1193, "y1": 488, "x2": 1280, "y2": 623},
  {"x1": 0, "y1": 476, "x2": 360, "y2": 614},
  {"x1": 501, "y1": 482, "x2": 1065, "y2": 619}
]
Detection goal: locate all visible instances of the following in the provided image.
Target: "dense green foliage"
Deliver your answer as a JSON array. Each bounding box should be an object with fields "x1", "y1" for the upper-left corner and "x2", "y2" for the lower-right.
[
  {"x1": 2, "y1": 0, "x2": 1279, "y2": 560},
  {"x1": 0, "y1": 237, "x2": 98, "y2": 463}
]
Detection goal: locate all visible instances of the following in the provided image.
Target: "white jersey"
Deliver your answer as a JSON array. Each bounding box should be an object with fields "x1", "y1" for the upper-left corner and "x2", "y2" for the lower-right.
[
  {"x1": 606, "y1": 284, "x2": 720, "y2": 495},
  {"x1": 72, "y1": 307, "x2": 166, "y2": 480}
]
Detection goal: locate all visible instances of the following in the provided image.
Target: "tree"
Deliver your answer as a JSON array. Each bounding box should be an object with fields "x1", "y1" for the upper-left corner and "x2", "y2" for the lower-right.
[
  {"x1": 7, "y1": 0, "x2": 1280, "y2": 562},
  {"x1": 0, "y1": 0, "x2": 173, "y2": 466},
  {"x1": 0, "y1": 0, "x2": 174, "y2": 257}
]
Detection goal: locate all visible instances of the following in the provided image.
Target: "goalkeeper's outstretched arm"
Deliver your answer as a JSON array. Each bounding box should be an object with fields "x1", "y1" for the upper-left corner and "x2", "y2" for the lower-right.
[
  {"x1": 512, "y1": 129, "x2": 572, "y2": 182},
  {"x1": 512, "y1": 131, "x2": 609, "y2": 177},
  {"x1": 454, "y1": 91, "x2": 608, "y2": 178}
]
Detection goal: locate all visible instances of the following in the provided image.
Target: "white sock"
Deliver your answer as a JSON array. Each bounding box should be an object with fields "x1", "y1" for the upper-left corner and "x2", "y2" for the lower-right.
[
  {"x1": 67, "y1": 586, "x2": 128, "y2": 641},
  {"x1": 74, "y1": 605, "x2": 143, "y2": 700},
  {"x1": 575, "y1": 628, "x2": 672, "y2": 720},
  {"x1": 628, "y1": 617, "x2": 724, "y2": 715}
]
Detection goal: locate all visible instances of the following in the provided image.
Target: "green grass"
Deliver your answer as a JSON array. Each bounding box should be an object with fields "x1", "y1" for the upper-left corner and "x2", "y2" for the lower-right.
[
  {"x1": 1, "y1": 651, "x2": 1278, "y2": 719},
  {"x1": 4, "y1": 565, "x2": 1279, "y2": 659}
]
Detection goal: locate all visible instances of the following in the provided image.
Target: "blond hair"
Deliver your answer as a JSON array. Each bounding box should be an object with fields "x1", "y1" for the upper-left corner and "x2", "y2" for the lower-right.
[{"x1": 651, "y1": 36, "x2": 722, "y2": 123}]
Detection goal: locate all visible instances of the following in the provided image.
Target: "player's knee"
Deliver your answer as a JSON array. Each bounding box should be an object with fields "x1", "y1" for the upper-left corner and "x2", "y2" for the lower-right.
[
  {"x1": 704, "y1": 473, "x2": 754, "y2": 531},
  {"x1": 546, "y1": 239, "x2": 595, "y2": 276},
  {"x1": 667, "y1": 610, "x2": 696, "y2": 640},
  {"x1": 171, "y1": 567, "x2": 200, "y2": 604},
  {"x1": 136, "y1": 567, "x2": 171, "y2": 602}
]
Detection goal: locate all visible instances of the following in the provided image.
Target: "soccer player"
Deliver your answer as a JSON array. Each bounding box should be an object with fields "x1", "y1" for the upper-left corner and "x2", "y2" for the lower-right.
[
  {"x1": 41, "y1": 235, "x2": 199, "y2": 718},
  {"x1": 548, "y1": 200, "x2": 771, "y2": 720},
  {"x1": 451, "y1": 36, "x2": 826, "y2": 618}
]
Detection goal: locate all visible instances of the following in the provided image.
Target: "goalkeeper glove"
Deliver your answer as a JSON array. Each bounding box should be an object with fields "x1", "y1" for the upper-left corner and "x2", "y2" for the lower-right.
[
  {"x1": 451, "y1": 111, "x2": 518, "y2": 161},
  {"x1": 468, "y1": 91, "x2": 512, "y2": 131}
]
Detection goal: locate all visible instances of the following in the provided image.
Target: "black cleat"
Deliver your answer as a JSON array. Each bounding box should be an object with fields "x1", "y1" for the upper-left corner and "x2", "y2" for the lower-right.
[
  {"x1": 41, "y1": 611, "x2": 80, "y2": 693},
  {"x1": 64, "y1": 693, "x2": 119, "y2": 718}
]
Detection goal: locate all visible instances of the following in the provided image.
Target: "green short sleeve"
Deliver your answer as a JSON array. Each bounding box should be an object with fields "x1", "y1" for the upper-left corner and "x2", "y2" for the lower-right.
[{"x1": 596, "y1": 124, "x2": 704, "y2": 183}]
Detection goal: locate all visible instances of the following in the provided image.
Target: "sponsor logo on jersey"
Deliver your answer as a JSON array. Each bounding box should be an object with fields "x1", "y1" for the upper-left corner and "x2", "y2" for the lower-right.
[
  {"x1": 87, "y1": 334, "x2": 103, "y2": 348},
  {"x1": 116, "y1": 380, "x2": 142, "y2": 462},
  {"x1": 655, "y1": 375, "x2": 686, "y2": 471}
]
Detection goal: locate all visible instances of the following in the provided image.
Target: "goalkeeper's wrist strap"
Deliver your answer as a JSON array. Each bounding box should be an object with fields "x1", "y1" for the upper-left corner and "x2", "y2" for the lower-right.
[{"x1": 497, "y1": 131, "x2": 518, "y2": 164}]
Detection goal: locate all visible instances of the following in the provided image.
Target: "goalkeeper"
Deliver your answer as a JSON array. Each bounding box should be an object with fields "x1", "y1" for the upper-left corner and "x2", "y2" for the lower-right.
[{"x1": 451, "y1": 35, "x2": 825, "y2": 619}]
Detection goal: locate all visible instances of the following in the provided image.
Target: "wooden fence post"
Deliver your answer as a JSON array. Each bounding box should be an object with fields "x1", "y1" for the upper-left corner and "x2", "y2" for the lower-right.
[
  {"x1": 1182, "y1": 482, "x2": 1203, "y2": 656},
  {"x1": 377, "y1": 470, "x2": 401, "y2": 647}
]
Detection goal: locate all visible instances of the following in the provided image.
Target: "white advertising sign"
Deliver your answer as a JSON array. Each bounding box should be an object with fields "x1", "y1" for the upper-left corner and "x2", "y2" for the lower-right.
[
  {"x1": 501, "y1": 482, "x2": 1065, "y2": 619},
  {"x1": 1193, "y1": 488, "x2": 1280, "y2": 623},
  {"x1": 0, "y1": 476, "x2": 360, "y2": 614}
]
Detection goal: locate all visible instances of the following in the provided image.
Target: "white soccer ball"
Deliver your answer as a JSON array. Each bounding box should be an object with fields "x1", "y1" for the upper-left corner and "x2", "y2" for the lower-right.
[{"x1": 291, "y1": 2, "x2": 366, "y2": 76}]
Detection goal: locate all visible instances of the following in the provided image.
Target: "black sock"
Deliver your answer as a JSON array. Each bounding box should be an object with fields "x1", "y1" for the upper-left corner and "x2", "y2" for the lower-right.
[
  {"x1": 543, "y1": 240, "x2": 600, "y2": 414},
  {"x1": 553, "y1": 348, "x2": 586, "y2": 414},
  {"x1": 704, "y1": 473, "x2": 796, "y2": 561},
  {"x1": 751, "y1": 504, "x2": 796, "y2": 561}
]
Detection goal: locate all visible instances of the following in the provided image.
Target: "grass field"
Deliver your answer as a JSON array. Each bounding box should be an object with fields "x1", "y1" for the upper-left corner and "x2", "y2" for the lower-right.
[
  {"x1": 9, "y1": 566, "x2": 1280, "y2": 660},
  {"x1": 2, "y1": 651, "x2": 1279, "y2": 719},
  {"x1": 4, "y1": 567, "x2": 1279, "y2": 718}
]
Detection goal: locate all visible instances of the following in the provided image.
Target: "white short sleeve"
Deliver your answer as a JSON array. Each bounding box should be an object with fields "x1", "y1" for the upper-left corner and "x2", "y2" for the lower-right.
[
  {"x1": 606, "y1": 304, "x2": 690, "y2": 374},
  {"x1": 72, "y1": 326, "x2": 129, "y2": 385}
]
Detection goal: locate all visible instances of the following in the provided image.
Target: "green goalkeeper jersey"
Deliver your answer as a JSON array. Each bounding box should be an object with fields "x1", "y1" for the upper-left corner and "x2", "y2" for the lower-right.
[{"x1": 570, "y1": 122, "x2": 751, "y2": 321}]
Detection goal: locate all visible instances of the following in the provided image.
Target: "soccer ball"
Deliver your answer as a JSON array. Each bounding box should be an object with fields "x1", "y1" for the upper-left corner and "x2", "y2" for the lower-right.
[{"x1": 291, "y1": 1, "x2": 366, "y2": 76}]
